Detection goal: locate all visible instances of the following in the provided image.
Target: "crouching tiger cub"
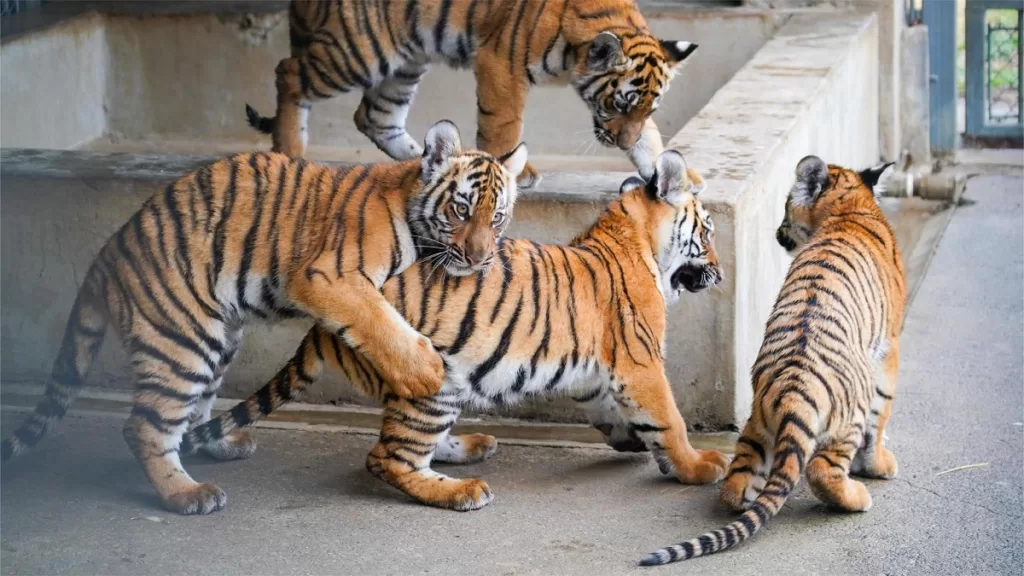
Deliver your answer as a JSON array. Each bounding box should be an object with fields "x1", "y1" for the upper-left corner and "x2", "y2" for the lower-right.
[
  {"x1": 1, "y1": 120, "x2": 528, "y2": 516},
  {"x1": 641, "y1": 156, "x2": 904, "y2": 566},
  {"x1": 186, "y1": 150, "x2": 730, "y2": 511},
  {"x1": 246, "y1": 0, "x2": 698, "y2": 187}
]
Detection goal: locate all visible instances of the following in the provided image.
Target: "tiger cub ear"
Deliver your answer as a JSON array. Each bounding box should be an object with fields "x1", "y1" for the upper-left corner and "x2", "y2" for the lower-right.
[
  {"x1": 859, "y1": 161, "x2": 895, "y2": 194},
  {"x1": 587, "y1": 32, "x2": 626, "y2": 72},
  {"x1": 790, "y1": 155, "x2": 829, "y2": 207},
  {"x1": 646, "y1": 149, "x2": 688, "y2": 205},
  {"x1": 660, "y1": 40, "x2": 698, "y2": 70},
  {"x1": 422, "y1": 120, "x2": 463, "y2": 182},
  {"x1": 498, "y1": 142, "x2": 529, "y2": 178},
  {"x1": 619, "y1": 175, "x2": 647, "y2": 195}
]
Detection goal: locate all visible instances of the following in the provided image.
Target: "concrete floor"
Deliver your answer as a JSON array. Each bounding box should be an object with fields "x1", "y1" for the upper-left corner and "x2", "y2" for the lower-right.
[{"x1": 2, "y1": 174, "x2": 1022, "y2": 575}]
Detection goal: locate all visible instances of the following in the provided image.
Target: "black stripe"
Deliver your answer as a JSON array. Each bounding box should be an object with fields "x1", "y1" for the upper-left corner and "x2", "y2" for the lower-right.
[{"x1": 468, "y1": 296, "x2": 524, "y2": 393}]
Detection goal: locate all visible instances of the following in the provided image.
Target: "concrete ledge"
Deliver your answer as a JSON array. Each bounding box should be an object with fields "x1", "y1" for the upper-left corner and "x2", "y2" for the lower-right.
[{"x1": 665, "y1": 10, "x2": 880, "y2": 425}]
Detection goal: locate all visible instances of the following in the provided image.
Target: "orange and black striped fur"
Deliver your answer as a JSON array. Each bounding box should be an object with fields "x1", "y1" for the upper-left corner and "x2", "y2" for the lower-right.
[
  {"x1": 186, "y1": 150, "x2": 729, "y2": 511},
  {"x1": 641, "y1": 156, "x2": 905, "y2": 566},
  {"x1": 246, "y1": 0, "x2": 697, "y2": 187},
  {"x1": 1, "y1": 120, "x2": 528, "y2": 516}
]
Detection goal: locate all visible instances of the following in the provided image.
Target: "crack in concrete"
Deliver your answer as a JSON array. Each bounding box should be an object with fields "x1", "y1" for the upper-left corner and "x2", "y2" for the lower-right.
[{"x1": 896, "y1": 477, "x2": 1021, "y2": 520}]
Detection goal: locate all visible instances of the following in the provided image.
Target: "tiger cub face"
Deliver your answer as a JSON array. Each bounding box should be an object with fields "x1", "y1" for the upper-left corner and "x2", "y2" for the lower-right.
[
  {"x1": 412, "y1": 121, "x2": 528, "y2": 277},
  {"x1": 776, "y1": 155, "x2": 895, "y2": 256},
  {"x1": 622, "y1": 150, "x2": 721, "y2": 304},
  {"x1": 572, "y1": 32, "x2": 698, "y2": 152}
]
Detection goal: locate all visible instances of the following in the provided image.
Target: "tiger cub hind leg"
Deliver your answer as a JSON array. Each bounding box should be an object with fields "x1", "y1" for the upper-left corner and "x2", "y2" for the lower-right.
[
  {"x1": 123, "y1": 396, "x2": 227, "y2": 515},
  {"x1": 269, "y1": 57, "x2": 310, "y2": 156},
  {"x1": 365, "y1": 396, "x2": 493, "y2": 511},
  {"x1": 354, "y1": 63, "x2": 430, "y2": 161},
  {"x1": 807, "y1": 435, "x2": 874, "y2": 513},
  {"x1": 852, "y1": 339, "x2": 900, "y2": 480},
  {"x1": 577, "y1": 390, "x2": 648, "y2": 453},
  {"x1": 720, "y1": 424, "x2": 774, "y2": 512}
]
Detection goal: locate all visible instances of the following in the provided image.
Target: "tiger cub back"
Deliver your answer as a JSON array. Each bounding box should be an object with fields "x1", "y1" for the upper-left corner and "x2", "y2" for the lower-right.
[{"x1": 641, "y1": 156, "x2": 905, "y2": 565}]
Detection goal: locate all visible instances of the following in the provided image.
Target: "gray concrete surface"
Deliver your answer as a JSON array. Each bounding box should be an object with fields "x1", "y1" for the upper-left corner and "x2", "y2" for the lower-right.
[{"x1": 2, "y1": 174, "x2": 1021, "y2": 575}]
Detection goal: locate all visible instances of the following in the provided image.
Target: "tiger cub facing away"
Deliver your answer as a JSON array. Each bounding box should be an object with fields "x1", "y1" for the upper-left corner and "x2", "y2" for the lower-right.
[
  {"x1": 640, "y1": 156, "x2": 904, "y2": 565},
  {"x1": 2, "y1": 120, "x2": 528, "y2": 516},
  {"x1": 246, "y1": 0, "x2": 698, "y2": 187},
  {"x1": 185, "y1": 150, "x2": 730, "y2": 511}
]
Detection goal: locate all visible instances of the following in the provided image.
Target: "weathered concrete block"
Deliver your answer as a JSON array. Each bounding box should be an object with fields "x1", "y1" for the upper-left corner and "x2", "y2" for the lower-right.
[{"x1": 901, "y1": 25, "x2": 931, "y2": 172}]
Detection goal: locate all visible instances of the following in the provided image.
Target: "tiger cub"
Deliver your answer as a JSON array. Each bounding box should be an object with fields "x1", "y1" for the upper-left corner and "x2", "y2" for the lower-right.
[
  {"x1": 246, "y1": 0, "x2": 697, "y2": 187},
  {"x1": 640, "y1": 156, "x2": 904, "y2": 565},
  {"x1": 185, "y1": 150, "x2": 730, "y2": 511},
  {"x1": 2, "y1": 120, "x2": 528, "y2": 516}
]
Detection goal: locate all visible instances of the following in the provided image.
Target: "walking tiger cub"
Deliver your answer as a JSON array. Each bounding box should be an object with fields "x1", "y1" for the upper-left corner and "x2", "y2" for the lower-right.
[
  {"x1": 1, "y1": 120, "x2": 528, "y2": 515},
  {"x1": 246, "y1": 0, "x2": 698, "y2": 187},
  {"x1": 185, "y1": 150, "x2": 730, "y2": 511},
  {"x1": 641, "y1": 156, "x2": 904, "y2": 566}
]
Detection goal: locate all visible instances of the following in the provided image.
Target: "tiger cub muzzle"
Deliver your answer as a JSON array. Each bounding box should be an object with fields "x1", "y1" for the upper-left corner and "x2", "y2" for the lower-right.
[{"x1": 671, "y1": 263, "x2": 722, "y2": 293}]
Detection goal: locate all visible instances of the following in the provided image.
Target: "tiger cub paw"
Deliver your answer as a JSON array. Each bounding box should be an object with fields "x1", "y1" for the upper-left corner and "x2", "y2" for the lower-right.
[
  {"x1": 853, "y1": 447, "x2": 899, "y2": 479},
  {"x1": 428, "y1": 478, "x2": 495, "y2": 511},
  {"x1": 201, "y1": 430, "x2": 257, "y2": 461},
  {"x1": 517, "y1": 162, "x2": 542, "y2": 189},
  {"x1": 434, "y1": 433, "x2": 498, "y2": 465},
  {"x1": 384, "y1": 335, "x2": 446, "y2": 398},
  {"x1": 163, "y1": 482, "x2": 227, "y2": 515},
  {"x1": 720, "y1": 469, "x2": 765, "y2": 511},
  {"x1": 672, "y1": 449, "x2": 729, "y2": 485}
]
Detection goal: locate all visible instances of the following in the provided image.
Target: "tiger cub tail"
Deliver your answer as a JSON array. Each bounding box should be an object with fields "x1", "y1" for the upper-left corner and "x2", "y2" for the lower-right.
[
  {"x1": 179, "y1": 325, "x2": 329, "y2": 454},
  {"x1": 245, "y1": 103, "x2": 275, "y2": 135},
  {"x1": 639, "y1": 403, "x2": 818, "y2": 566},
  {"x1": 2, "y1": 265, "x2": 109, "y2": 461}
]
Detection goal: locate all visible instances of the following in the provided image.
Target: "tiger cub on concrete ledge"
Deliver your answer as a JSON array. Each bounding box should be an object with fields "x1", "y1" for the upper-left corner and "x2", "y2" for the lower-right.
[
  {"x1": 245, "y1": 0, "x2": 698, "y2": 187},
  {"x1": 641, "y1": 156, "x2": 904, "y2": 566},
  {"x1": 186, "y1": 150, "x2": 730, "y2": 511}
]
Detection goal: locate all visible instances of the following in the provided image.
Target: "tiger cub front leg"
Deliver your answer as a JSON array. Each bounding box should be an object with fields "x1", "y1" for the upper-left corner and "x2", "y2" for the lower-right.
[
  {"x1": 474, "y1": 48, "x2": 540, "y2": 188},
  {"x1": 612, "y1": 366, "x2": 729, "y2": 484},
  {"x1": 366, "y1": 396, "x2": 494, "y2": 511},
  {"x1": 289, "y1": 268, "x2": 445, "y2": 398}
]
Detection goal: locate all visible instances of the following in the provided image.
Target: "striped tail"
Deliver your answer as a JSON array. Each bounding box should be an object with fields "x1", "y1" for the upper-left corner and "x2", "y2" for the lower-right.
[
  {"x1": 2, "y1": 267, "x2": 108, "y2": 461},
  {"x1": 245, "y1": 104, "x2": 275, "y2": 135},
  {"x1": 180, "y1": 326, "x2": 327, "y2": 454},
  {"x1": 639, "y1": 411, "x2": 816, "y2": 566}
]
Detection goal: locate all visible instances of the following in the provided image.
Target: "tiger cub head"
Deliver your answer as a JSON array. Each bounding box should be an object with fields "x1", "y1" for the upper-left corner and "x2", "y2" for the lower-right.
[
  {"x1": 776, "y1": 155, "x2": 895, "y2": 255},
  {"x1": 411, "y1": 120, "x2": 528, "y2": 277},
  {"x1": 620, "y1": 150, "x2": 721, "y2": 303},
  {"x1": 572, "y1": 32, "x2": 697, "y2": 156}
]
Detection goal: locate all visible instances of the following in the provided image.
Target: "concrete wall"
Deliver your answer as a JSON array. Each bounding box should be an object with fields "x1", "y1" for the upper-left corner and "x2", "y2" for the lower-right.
[
  {"x1": 0, "y1": 9, "x2": 774, "y2": 159},
  {"x1": 0, "y1": 13, "x2": 107, "y2": 149}
]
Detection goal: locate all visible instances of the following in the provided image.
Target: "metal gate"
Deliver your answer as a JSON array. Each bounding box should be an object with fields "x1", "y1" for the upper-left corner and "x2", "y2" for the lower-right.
[{"x1": 965, "y1": 0, "x2": 1023, "y2": 141}]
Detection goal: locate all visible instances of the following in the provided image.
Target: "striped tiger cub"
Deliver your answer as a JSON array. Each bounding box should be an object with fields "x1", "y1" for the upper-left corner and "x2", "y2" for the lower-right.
[
  {"x1": 185, "y1": 150, "x2": 730, "y2": 511},
  {"x1": 640, "y1": 156, "x2": 904, "y2": 566},
  {"x1": 246, "y1": 0, "x2": 698, "y2": 187},
  {"x1": 2, "y1": 120, "x2": 528, "y2": 516}
]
